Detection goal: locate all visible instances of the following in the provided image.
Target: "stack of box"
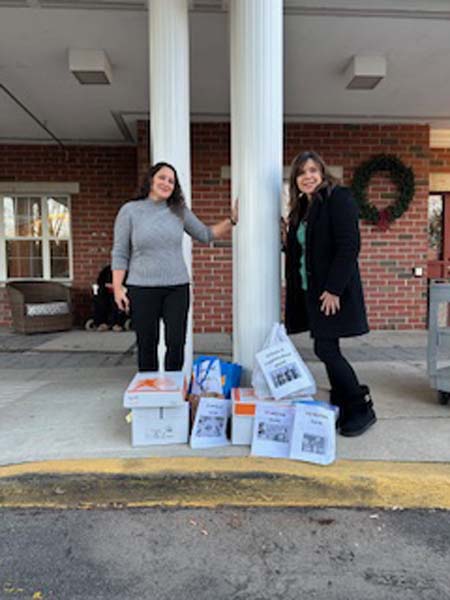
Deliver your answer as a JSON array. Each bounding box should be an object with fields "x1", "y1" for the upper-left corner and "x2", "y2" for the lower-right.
[
  {"x1": 123, "y1": 372, "x2": 189, "y2": 446},
  {"x1": 231, "y1": 387, "x2": 309, "y2": 446}
]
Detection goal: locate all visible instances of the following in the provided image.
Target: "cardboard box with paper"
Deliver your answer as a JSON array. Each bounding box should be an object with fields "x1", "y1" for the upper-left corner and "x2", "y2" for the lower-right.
[{"x1": 123, "y1": 371, "x2": 189, "y2": 447}]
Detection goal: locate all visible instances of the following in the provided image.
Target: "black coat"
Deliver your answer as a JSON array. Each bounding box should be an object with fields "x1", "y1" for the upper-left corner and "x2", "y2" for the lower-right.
[{"x1": 285, "y1": 185, "x2": 369, "y2": 339}]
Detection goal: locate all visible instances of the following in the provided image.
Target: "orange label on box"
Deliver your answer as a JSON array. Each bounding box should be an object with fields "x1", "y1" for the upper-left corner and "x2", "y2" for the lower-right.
[{"x1": 234, "y1": 403, "x2": 256, "y2": 416}]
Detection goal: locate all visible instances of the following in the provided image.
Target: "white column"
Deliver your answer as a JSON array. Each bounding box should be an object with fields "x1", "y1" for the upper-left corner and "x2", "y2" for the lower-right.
[
  {"x1": 148, "y1": 0, "x2": 193, "y2": 375},
  {"x1": 230, "y1": 0, "x2": 283, "y2": 380},
  {"x1": 230, "y1": 3, "x2": 240, "y2": 362}
]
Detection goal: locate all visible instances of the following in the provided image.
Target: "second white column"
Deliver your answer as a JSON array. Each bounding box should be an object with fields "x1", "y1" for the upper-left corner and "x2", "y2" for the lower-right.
[
  {"x1": 230, "y1": 0, "x2": 283, "y2": 378},
  {"x1": 148, "y1": 0, "x2": 193, "y2": 375}
]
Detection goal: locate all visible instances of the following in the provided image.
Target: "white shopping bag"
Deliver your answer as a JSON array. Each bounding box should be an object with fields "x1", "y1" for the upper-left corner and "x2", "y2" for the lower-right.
[{"x1": 252, "y1": 323, "x2": 316, "y2": 399}]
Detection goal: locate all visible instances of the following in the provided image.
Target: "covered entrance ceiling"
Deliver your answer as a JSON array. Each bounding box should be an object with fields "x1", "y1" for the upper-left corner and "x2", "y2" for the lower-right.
[{"x1": 1, "y1": 0, "x2": 450, "y2": 144}]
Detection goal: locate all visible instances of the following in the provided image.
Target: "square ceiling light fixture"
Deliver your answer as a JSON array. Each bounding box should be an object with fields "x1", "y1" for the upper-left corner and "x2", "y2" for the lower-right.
[
  {"x1": 69, "y1": 49, "x2": 112, "y2": 85},
  {"x1": 345, "y1": 55, "x2": 386, "y2": 90}
]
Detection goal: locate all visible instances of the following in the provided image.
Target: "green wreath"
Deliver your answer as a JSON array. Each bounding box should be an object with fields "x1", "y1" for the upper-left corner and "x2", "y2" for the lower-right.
[{"x1": 351, "y1": 154, "x2": 415, "y2": 230}]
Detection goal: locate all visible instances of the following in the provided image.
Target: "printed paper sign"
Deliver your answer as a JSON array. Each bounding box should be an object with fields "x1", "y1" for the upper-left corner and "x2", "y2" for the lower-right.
[
  {"x1": 289, "y1": 402, "x2": 336, "y2": 465},
  {"x1": 190, "y1": 397, "x2": 231, "y2": 449},
  {"x1": 255, "y1": 341, "x2": 315, "y2": 400},
  {"x1": 250, "y1": 403, "x2": 295, "y2": 458}
]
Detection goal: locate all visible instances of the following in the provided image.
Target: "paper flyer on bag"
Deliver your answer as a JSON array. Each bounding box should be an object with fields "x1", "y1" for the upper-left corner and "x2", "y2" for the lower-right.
[
  {"x1": 250, "y1": 403, "x2": 295, "y2": 458},
  {"x1": 289, "y1": 402, "x2": 336, "y2": 465},
  {"x1": 191, "y1": 357, "x2": 223, "y2": 396},
  {"x1": 190, "y1": 397, "x2": 231, "y2": 449},
  {"x1": 255, "y1": 341, "x2": 315, "y2": 400}
]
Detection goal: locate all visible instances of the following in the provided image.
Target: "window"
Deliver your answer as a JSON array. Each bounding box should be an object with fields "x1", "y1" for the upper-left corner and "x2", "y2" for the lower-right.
[
  {"x1": 428, "y1": 194, "x2": 444, "y2": 261},
  {"x1": 0, "y1": 194, "x2": 72, "y2": 281}
]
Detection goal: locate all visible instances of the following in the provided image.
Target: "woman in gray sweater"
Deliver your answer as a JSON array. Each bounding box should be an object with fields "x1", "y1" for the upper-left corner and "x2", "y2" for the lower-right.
[{"x1": 112, "y1": 161, "x2": 237, "y2": 372}]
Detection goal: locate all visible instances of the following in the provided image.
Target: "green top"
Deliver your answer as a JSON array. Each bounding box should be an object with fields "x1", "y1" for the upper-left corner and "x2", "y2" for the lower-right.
[{"x1": 296, "y1": 221, "x2": 307, "y2": 291}]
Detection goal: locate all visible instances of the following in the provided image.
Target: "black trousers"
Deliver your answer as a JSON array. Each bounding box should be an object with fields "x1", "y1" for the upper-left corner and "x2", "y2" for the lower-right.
[
  {"x1": 128, "y1": 284, "x2": 190, "y2": 372},
  {"x1": 313, "y1": 338, "x2": 361, "y2": 402}
]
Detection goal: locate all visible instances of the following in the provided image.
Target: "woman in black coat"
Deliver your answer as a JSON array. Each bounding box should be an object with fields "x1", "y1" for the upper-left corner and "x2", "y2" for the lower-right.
[{"x1": 284, "y1": 150, "x2": 376, "y2": 437}]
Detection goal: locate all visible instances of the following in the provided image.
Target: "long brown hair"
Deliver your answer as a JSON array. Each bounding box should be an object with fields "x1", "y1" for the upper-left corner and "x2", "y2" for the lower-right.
[
  {"x1": 135, "y1": 162, "x2": 185, "y2": 215},
  {"x1": 288, "y1": 151, "x2": 338, "y2": 226}
]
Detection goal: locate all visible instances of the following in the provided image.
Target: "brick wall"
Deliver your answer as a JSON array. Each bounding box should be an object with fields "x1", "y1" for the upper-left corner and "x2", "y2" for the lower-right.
[
  {"x1": 0, "y1": 144, "x2": 137, "y2": 325},
  {"x1": 0, "y1": 123, "x2": 436, "y2": 331},
  {"x1": 430, "y1": 147, "x2": 450, "y2": 171},
  {"x1": 191, "y1": 124, "x2": 232, "y2": 333}
]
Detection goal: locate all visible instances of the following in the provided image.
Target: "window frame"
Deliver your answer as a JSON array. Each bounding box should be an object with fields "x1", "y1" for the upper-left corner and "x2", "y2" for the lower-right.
[{"x1": 0, "y1": 193, "x2": 73, "y2": 283}]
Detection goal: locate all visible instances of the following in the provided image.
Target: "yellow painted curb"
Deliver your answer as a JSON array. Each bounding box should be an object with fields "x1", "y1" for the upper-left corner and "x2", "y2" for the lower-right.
[{"x1": 1, "y1": 457, "x2": 450, "y2": 510}]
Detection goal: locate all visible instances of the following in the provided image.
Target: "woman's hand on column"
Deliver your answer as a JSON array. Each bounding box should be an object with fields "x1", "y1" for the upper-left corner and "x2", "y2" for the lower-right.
[
  {"x1": 231, "y1": 198, "x2": 239, "y2": 226},
  {"x1": 114, "y1": 286, "x2": 130, "y2": 313},
  {"x1": 281, "y1": 217, "x2": 288, "y2": 247},
  {"x1": 320, "y1": 291, "x2": 340, "y2": 316},
  {"x1": 210, "y1": 198, "x2": 239, "y2": 239}
]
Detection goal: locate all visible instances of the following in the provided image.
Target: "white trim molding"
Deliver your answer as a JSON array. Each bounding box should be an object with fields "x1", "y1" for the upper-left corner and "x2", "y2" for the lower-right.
[
  {"x1": 0, "y1": 182, "x2": 80, "y2": 194},
  {"x1": 430, "y1": 173, "x2": 450, "y2": 192},
  {"x1": 221, "y1": 165, "x2": 343, "y2": 181},
  {"x1": 430, "y1": 129, "x2": 450, "y2": 149}
]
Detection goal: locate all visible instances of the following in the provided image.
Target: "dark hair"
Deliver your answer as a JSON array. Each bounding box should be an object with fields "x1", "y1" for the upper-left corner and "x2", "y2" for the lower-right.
[
  {"x1": 136, "y1": 162, "x2": 185, "y2": 214},
  {"x1": 288, "y1": 151, "x2": 338, "y2": 226}
]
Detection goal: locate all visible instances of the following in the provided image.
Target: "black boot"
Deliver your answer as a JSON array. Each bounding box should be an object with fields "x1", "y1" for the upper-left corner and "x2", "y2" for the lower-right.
[
  {"x1": 339, "y1": 385, "x2": 377, "y2": 437},
  {"x1": 329, "y1": 388, "x2": 345, "y2": 429}
]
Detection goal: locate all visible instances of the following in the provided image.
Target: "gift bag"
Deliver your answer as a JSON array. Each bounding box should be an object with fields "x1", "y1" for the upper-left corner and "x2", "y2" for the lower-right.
[
  {"x1": 191, "y1": 355, "x2": 241, "y2": 399},
  {"x1": 220, "y1": 360, "x2": 242, "y2": 398},
  {"x1": 252, "y1": 323, "x2": 316, "y2": 399},
  {"x1": 191, "y1": 356, "x2": 223, "y2": 396}
]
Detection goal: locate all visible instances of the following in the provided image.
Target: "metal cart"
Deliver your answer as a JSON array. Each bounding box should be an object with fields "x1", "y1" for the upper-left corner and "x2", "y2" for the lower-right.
[{"x1": 427, "y1": 280, "x2": 450, "y2": 405}]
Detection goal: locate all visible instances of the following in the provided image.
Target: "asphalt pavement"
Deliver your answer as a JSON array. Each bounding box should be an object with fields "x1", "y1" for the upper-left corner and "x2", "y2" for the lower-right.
[{"x1": 1, "y1": 506, "x2": 449, "y2": 600}]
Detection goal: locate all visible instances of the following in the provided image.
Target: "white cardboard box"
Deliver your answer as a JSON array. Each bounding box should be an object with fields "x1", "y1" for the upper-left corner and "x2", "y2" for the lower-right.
[
  {"x1": 131, "y1": 403, "x2": 189, "y2": 446},
  {"x1": 232, "y1": 387, "x2": 258, "y2": 445},
  {"x1": 123, "y1": 371, "x2": 187, "y2": 408},
  {"x1": 231, "y1": 388, "x2": 317, "y2": 446}
]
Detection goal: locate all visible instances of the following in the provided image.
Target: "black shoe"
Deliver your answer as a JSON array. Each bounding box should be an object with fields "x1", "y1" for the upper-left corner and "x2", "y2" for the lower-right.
[
  {"x1": 339, "y1": 385, "x2": 377, "y2": 437},
  {"x1": 329, "y1": 388, "x2": 345, "y2": 429}
]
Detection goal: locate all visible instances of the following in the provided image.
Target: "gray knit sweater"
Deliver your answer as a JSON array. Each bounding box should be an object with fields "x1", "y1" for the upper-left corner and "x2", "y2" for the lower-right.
[{"x1": 111, "y1": 198, "x2": 214, "y2": 286}]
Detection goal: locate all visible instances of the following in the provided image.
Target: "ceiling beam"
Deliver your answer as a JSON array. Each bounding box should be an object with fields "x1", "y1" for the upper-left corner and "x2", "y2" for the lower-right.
[{"x1": 0, "y1": 83, "x2": 65, "y2": 148}]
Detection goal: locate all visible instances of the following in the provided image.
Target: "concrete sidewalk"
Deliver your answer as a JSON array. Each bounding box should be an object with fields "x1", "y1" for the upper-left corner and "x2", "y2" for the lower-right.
[{"x1": 1, "y1": 326, "x2": 450, "y2": 509}]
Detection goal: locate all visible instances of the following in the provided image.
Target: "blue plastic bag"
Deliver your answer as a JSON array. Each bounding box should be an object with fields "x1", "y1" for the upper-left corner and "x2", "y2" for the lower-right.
[{"x1": 191, "y1": 355, "x2": 242, "y2": 399}]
